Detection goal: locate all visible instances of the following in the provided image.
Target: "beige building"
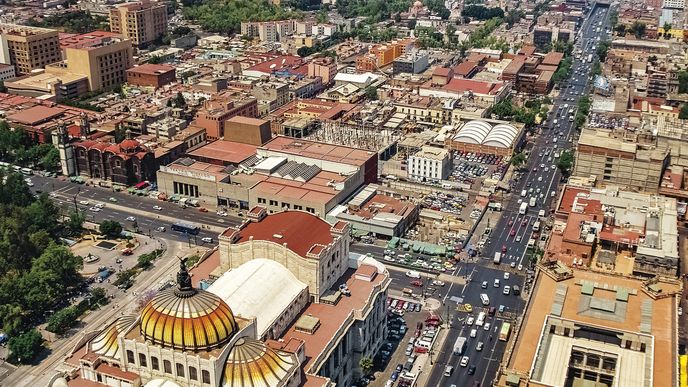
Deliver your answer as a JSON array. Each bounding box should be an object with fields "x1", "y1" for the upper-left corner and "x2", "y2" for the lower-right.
[
  {"x1": 574, "y1": 127, "x2": 669, "y2": 193},
  {"x1": 0, "y1": 24, "x2": 60, "y2": 75},
  {"x1": 109, "y1": 0, "x2": 168, "y2": 47}
]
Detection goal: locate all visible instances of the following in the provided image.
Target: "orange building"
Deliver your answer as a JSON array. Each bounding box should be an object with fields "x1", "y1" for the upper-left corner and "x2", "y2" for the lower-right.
[{"x1": 356, "y1": 39, "x2": 415, "y2": 72}]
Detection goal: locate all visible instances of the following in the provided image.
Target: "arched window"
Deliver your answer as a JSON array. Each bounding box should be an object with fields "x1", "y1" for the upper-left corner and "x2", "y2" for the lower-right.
[
  {"x1": 189, "y1": 366, "x2": 198, "y2": 380},
  {"x1": 163, "y1": 360, "x2": 172, "y2": 373},
  {"x1": 176, "y1": 363, "x2": 185, "y2": 377}
]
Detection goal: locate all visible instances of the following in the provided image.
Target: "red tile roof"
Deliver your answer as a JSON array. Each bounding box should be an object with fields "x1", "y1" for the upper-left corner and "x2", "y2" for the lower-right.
[
  {"x1": 60, "y1": 31, "x2": 122, "y2": 50},
  {"x1": 7, "y1": 105, "x2": 64, "y2": 125},
  {"x1": 126, "y1": 63, "x2": 175, "y2": 75},
  {"x1": 247, "y1": 55, "x2": 308, "y2": 76},
  {"x1": 542, "y1": 52, "x2": 564, "y2": 66},
  {"x1": 229, "y1": 211, "x2": 335, "y2": 257},
  {"x1": 443, "y1": 78, "x2": 505, "y2": 95},
  {"x1": 433, "y1": 67, "x2": 451, "y2": 76},
  {"x1": 188, "y1": 140, "x2": 257, "y2": 164},
  {"x1": 453, "y1": 61, "x2": 478, "y2": 77}
]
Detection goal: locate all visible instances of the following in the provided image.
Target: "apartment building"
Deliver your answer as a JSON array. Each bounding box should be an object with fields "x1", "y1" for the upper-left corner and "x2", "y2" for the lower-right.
[
  {"x1": 407, "y1": 146, "x2": 450, "y2": 181},
  {"x1": 0, "y1": 24, "x2": 61, "y2": 75},
  {"x1": 59, "y1": 35, "x2": 134, "y2": 91},
  {"x1": 109, "y1": 0, "x2": 168, "y2": 47},
  {"x1": 240, "y1": 20, "x2": 296, "y2": 44},
  {"x1": 574, "y1": 127, "x2": 669, "y2": 193}
]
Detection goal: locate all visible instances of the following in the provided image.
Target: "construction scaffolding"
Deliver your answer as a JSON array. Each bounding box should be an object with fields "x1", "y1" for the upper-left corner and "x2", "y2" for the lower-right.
[{"x1": 310, "y1": 119, "x2": 402, "y2": 151}]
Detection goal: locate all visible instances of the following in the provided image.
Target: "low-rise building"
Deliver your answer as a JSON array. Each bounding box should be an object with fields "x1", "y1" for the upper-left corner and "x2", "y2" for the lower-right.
[
  {"x1": 392, "y1": 50, "x2": 429, "y2": 75},
  {"x1": 126, "y1": 63, "x2": 176, "y2": 88},
  {"x1": 407, "y1": 146, "x2": 450, "y2": 181}
]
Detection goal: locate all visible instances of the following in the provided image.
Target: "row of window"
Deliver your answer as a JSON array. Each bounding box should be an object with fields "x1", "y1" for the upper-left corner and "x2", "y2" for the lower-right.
[
  {"x1": 126, "y1": 350, "x2": 211, "y2": 383},
  {"x1": 256, "y1": 197, "x2": 315, "y2": 213}
]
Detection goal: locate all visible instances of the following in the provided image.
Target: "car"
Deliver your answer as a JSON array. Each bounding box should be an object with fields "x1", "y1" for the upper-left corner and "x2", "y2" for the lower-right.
[
  {"x1": 155, "y1": 226, "x2": 166, "y2": 232},
  {"x1": 498, "y1": 304, "x2": 506, "y2": 313},
  {"x1": 481, "y1": 281, "x2": 488, "y2": 289},
  {"x1": 476, "y1": 341, "x2": 484, "y2": 351},
  {"x1": 494, "y1": 279, "x2": 500, "y2": 288},
  {"x1": 125, "y1": 216, "x2": 136, "y2": 222},
  {"x1": 405, "y1": 344, "x2": 413, "y2": 355},
  {"x1": 108, "y1": 197, "x2": 118, "y2": 202},
  {"x1": 460, "y1": 356, "x2": 470, "y2": 367},
  {"x1": 198, "y1": 207, "x2": 208, "y2": 212},
  {"x1": 79, "y1": 200, "x2": 90, "y2": 205},
  {"x1": 89, "y1": 206, "x2": 101, "y2": 212},
  {"x1": 470, "y1": 328, "x2": 477, "y2": 338},
  {"x1": 153, "y1": 205, "x2": 163, "y2": 211},
  {"x1": 115, "y1": 258, "x2": 123, "y2": 264},
  {"x1": 501, "y1": 245, "x2": 507, "y2": 253},
  {"x1": 504, "y1": 272, "x2": 510, "y2": 280},
  {"x1": 538, "y1": 176, "x2": 543, "y2": 182},
  {"x1": 509, "y1": 229, "x2": 516, "y2": 237},
  {"x1": 483, "y1": 322, "x2": 491, "y2": 331},
  {"x1": 395, "y1": 364, "x2": 403, "y2": 373},
  {"x1": 518, "y1": 264, "x2": 523, "y2": 271},
  {"x1": 49, "y1": 192, "x2": 58, "y2": 197},
  {"x1": 217, "y1": 211, "x2": 228, "y2": 217},
  {"x1": 464, "y1": 304, "x2": 473, "y2": 313},
  {"x1": 201, "y1": 237, "x2": 213, "y2": 243},
  {"x1": 95, "y1": 203, "x2": 105, "y2": 208},
  {"x1": 680, "y1": 307, "x2": 683, "y2": 316},
  {"x1": 391, "y1": 371, "x2": 399, "y2": 382},
  {"x1": 510, "y1": 260, "x2": 517, "y2": 268},
  {"x1": 414, "y1": 303, "x2": 422, "y2": 312},
  {"x1": 410, "y1": 280, "x2": 423, "y2": 287},
  {"x1": 466, "y1": 316, "x2": 475, "y2": 325},
  {"x1": 503, "y1": 286, "x2": 511, "y2": 295},
  {"x1": 468, "y1": 365, "x2": 476, "y2": 375},
  {"x1": 432, "y1": 280, "x2": 445, "y2": 287}
]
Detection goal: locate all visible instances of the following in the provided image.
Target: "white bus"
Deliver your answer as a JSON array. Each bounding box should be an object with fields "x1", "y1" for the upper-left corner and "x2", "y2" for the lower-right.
[
  {"x1": 476, "y1": 311, "x2": 486, "y2": 327},
  {"x1": 519, "y1": 202, "x2": 528, "y2": 215}
]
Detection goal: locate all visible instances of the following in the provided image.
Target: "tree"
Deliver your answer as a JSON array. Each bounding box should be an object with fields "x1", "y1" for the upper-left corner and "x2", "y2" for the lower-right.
[
  {"x1": 630, "y1": 21, "x2": 646, "y2": 38},
  {"x1": 90, "y1": 288, "x2": 108, "y2": 307},
  {"x1": 359, "y1": 356, "x2": 373, "y2": 375},
  {"x1": 0, "y1": 171, "x2": 35, "y2": 207},
  {"x1": 65, "y1": 211, "x2": 85, "y2": 235},
  {"x1": 679, "y1": 71, "x2": 688, "y2": 93},
  {"x1": 663, "y1": 22, "x2": 672, "y2": 38},
  {"x1": 364, "y1": 86, "x2": 378, "y2": 100},
  {"x1": 614, "y1": 24, "x2": 626, "y2": 36},
  {"x1": 173, "y1": 92, "x2": 186, "y2": 108},
  {"x1": 148, "y1": 55, "x2": 164, "y2": 64},
  {"x1": 556, "y1": 150, "x2": 574, "y2": 174},
  {"x1": 8, "y1": 329, "x2": 43, "y2": 364},
  {"x1": 461, "y1": 5, "x2": 504, "y2": 20},
  {"x1": 596, "y1": 40, "x2": 609, "y2": 62},
  {"x1": 100, "y1": 220, "x2": 123, "y2": 238},
  {"x1": 510, "y1": 152, "x2": 526, "y2": 167},
  {"x1": 113, "y1": 126, "x2": 127, "y2": 143},
  {"x1": 46, "y1": 306, "x2": 80, "y2": 334},
  {"x1": 679, "y1": 104, "x2": 688, "y2": 119}
]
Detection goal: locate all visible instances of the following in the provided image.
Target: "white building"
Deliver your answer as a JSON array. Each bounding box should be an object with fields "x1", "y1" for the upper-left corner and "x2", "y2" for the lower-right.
[
  {"x1": 663, "y1": 0, "x2": 685, "y2": 9},
  {"x1": 407, "y1": 146, "x2": 450, "y2": 181}
]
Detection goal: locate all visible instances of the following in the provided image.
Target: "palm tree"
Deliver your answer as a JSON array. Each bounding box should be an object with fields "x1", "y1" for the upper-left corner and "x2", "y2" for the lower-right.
[{"x1": 359, "y1": 356, "x2": 373, "y2": 375}]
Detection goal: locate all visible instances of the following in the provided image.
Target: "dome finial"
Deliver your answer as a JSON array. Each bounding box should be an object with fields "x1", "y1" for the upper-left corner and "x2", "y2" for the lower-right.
[{"x1": 175, "y1": 257, "x2": 195, "y2": 297}]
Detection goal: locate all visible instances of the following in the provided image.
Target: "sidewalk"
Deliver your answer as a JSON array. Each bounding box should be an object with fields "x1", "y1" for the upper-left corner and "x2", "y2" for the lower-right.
[{"x1": 416, "y1": 324, "x2": 451, "y2": 387}]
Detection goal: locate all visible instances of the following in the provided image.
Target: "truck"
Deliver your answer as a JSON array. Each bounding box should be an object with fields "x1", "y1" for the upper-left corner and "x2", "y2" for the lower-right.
[
  {"x1": 519, "y1": 202, "x2": 528, "y2": 215},
  {"x1": 499, "y1": 322, "x2": 511, "y2": 341},
  {"x1": 529, "y1": 197, "x2": 536, "y2": 207},
  {"x1": 493, "y1": 252, "x2": 502, "y2": 264},
  {"x1": 453, "y1": 336, "x2": 467, "y2": 355}
]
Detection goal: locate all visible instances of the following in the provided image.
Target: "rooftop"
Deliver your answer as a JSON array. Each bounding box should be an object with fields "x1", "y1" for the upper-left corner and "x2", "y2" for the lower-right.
[
  {"x1": 60, "y1": 31, "x2": 122, "y2": 49},
  {"x1": 6, "y1": 105, "x2": 64, "y2": 125},
  {"x1": 188, "y1": 140, "x2": 257, "y2": 165},
  {"x1": 260, "y1": 135, "x2": 376, "y2": 168},
  {"x1": 126, "y1": 63, "x2": 176, "y2": 75},
  {"x1": 224, "y1": 210, "x2": 336, "y2": 257}
]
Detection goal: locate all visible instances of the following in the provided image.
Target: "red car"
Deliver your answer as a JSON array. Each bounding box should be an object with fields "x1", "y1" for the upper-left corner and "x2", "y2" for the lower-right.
[
  {"x1": 199, "y1": 207, "x2": 208, "y2": 212},
  {"x1": 411, "y1": 280, "x2": 423, "y2": 287},
  {"x1": 501, "y1": 245, "x2": 507, "y2": 253},
  {"x1": 521, "y1": 219, "x2": 528, "y2": 226},
  {"x1": 509, "y1": 229, "x2": 516, "y2": 237},
  {"x1": 508, "y1": 219, "x2": 514, "y2": 226}
]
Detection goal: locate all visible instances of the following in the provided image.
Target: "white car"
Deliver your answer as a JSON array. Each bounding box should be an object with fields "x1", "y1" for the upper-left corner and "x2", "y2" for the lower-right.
[
  {"x1": 470, "y1": 329, "x2": 477, "y2": 338},
  {"x1": 432, "y1": 280, "x2": 445, "y2": 287},
  {"x1": 201, "y1": 237, "x2": 213, "y2": 243},
  {"x1": 217, "y1": 211, "x2": 228, "y2": 217},
  {"x1": 503, "y1": 272, "x2": 510, "y2": 280},
  {"x1": 153, "y1": 205, "x2": 163, "y2": 211},
  {"x1": 79, "y1": 200, "x2": 90, "y2": 205},
  {"x1": 460, "y1": 356, "x2": 470, "y2": 367},
  {"x1": 503, "y1": 286, "x2": 511, "y2": 295},
  {"x1": 25, "y1": 179, "x2": 34, "y2": 187},
  {"x1": 466, "y1": 316, "x2": 475, "y2": 325},
  {"x1": 89, "y1": 207, "x2": 101, "y2": 212},
  {"x1": 518, "y1": 264, "x2": 523, "y2": 271},
  {"x1": 95, "y1": 203, "x2": 105, "y2": 209},
  {"x1": 483, "y1": 322, "x2": 491, "y2": 331},
  {"x1": 126, "y1": 216, "x2": 136, "y2": 222}
]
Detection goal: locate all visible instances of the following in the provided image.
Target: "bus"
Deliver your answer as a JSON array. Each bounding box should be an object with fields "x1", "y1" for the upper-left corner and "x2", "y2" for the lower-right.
[
  {"x1": 499, "y1": 322, "x2": 511, "y2": 341},
  {"x1": 453, "y1": 336, "x2": 467, "y2": 355},
  {"x1": 171, "y1": 222, "x2": 200, "y2": 235},
  {"x1": 519, "y1": 202, "x2": 528, "y2": 215},
  {"x1": 475, "y1": 311, "x2": 486, "y2": 327}
]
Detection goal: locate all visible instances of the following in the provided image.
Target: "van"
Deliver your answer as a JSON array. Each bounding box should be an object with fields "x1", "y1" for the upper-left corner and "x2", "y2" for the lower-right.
[
  {"x1": 513, "y1": 285, "x2": 521, "y2": 295},
  {"x1": 480, "y1": 293, "x2": 490, "y2": 306},
  {"x1": 416, "y1": 340, "x2": 432, "y2": 350},
  {"x1": 444, "y1": 365, "x2": 454, "y2": 376}
]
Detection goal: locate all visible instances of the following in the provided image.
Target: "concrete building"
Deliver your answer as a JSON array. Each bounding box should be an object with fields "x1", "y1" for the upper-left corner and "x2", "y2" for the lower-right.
[
  {"x1": 0, "y1": 24, "x2": 61, "y2": 75},
  {"x1": 392, "y1": 50, "x2": 429, "y2": 75},
  {"x1": 308, "y1": 57, "x2": 337, "y2": 86},
  {"x1": 109, "y1": 0, "x2": 168, "y2": 47},
  {"x1": 574, "y1": 127, "x2": 669, "y2": 193},
  {"x1": 496, "y1": 264, "x2": 680, "y2": 387},
  {"x1": 194, "y1": 93, "x2": 259, "y2": 140},
  {"x1": 224, "y1": 116, "x2": 272, "y2": 146},
  {"x1": 240, "y1": 20, "x2": 296, "y2": 44},
  {"x1": 0, "y1": 63, "x2": 15, "y2": 80},
  {"x1": 407, "y1": 146, "x2": 450, "y2": 181},
  {"x1": 445, "y1": 119, "x2": 523, "y2": 157},
  {"x1": 126, "y1": 63, "x2": 176, "y2": 88}
]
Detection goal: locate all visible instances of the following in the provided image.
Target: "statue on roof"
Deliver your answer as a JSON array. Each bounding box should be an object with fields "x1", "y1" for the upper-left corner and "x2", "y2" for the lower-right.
[{"x1": 176, "y1": 257, "x2": 193, "y2": 292}]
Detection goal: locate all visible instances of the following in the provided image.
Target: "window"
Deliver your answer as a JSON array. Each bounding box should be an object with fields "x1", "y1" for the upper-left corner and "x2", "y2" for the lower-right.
[
  {"x1": 189, "y1": 366, "x2": 198, "y2": 380},
  {"x1": 202, "y1": 370, "x2": 211, "y2": 384},
  {"x1": 176, "y1": 363, "x2": 185, "y2": 377},
  {"x1": 138, "y1": 353, "x2": 147, "y2": 367},
  {"x1": 282, "y1": 203, "x2": 290, "y2": 209},
  {"x1": 151, "y1": 356, "x2": 159, "y2": 370},
  {"x1": 269, "y1": 200, "x2": 278, "y2": 206},
  {"x1": 126, "y1": 350, "x2": 135, "y2": 363},
  {"x1": 306, "y1": 207, "x2": 315, "y2": 213},
  {"x1": 164, "y1": 360, "x2": 172, "y2": 373},
  {"x1": 258, "y1": 197, "x2": 266, "y2": 204}
]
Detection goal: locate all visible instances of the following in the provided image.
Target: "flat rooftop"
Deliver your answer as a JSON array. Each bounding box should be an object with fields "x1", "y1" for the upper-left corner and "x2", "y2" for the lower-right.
[
  {"x1": 60, "y1": 31, "x2": 122, "y2": 49},
  {"x1": 260, "y1": 135, "x2": 375, "y2": 168},
  {"x1": 5, "y1": 72, "x2": 87, "y2": 93},
  {"x1": 506, "y1": 268, "x2": 680, "y2": 387},
  {"x1": 188, "y1": 140, "x2": 257, "y2": 165},
  {"x1": 280, "y1": 265, "x2": 387, "y2": 372}
]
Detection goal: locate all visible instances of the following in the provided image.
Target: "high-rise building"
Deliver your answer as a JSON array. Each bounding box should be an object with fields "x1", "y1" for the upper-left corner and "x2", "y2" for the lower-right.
[
  {"x1": 0, "y1": 24, "x2": 61, "y2": 75},
  {"x1": 109, "y1": 0, "x2": 168, "y2": 47}
]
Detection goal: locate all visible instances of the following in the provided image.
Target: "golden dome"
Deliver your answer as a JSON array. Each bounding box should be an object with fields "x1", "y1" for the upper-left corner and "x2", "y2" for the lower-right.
[
  {"x1": 222, "y1": 338, "x2": 298, "y2": 387},
  {"x1": 140, "y1": 259, "x2": 238, "y2": 351},
  {"x1": 90, "y1": 315, "x2": 137, "y2": 359}
]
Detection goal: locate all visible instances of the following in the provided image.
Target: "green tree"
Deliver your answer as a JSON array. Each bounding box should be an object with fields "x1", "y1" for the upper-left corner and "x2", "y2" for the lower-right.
[
  {"x1": 364, "y1": 86, "x2": 378, "y2": 100},
  {"x1": 46, "y1": 306, "x2": 80, "y2": 334},
  {"x1": 137, "y1": 250, "x2": 161, "y2": 270},
  {"x1": 596, "y1": 40, "x2": 609, "y2": 62},
  {"x1": 173, "y1": 92, "x2": 186, "y2": 108},
  {"x1": 99, "y1": 220, "x2": 123, "y2": 238},
  {"x1": 65, "y1": 211, "x2": 85, "y2": 235},
  {"x1": 679, "y1": 104, "x2": 688, "y2": 119},
  {"x1": 663, "y1": 22, "x2": 672, "y2": 38},
  {"x1": 359, "y1": 356, "x2": 374, "y2": 375},
  {"x1": 678, "y1": 71, "x2": 688, "y2": 93},
  {"x1": 90, "y1": 288, "x2": 108, "y2": 308},
  {"x1": 510, "y1": 152, "x2": 526, "y2": 167},
  {"x1": 556, "y1": 150, "x2": 574, "y2": 174},
  {"x1": 114, "y1": 269, "x2": 137, "y2": 286},
  {"x1": 0, "y1": 171, "x2": 35, "y2": 207},
  {"x1": 8, "y1": 329, "x2": 43, "y2": 364},
  {"x1": 614, "y1": 24, "x2": 626, "y2": 36},
  {"x1": 0, "y1": 304, "x2": 25, "y2": 336},
  {"x1": 461, "y1": 5, "x2": 504, "y2": 20},
  {"x1": 630, "y1": 21, "x2": 646, "y2": 38}
]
